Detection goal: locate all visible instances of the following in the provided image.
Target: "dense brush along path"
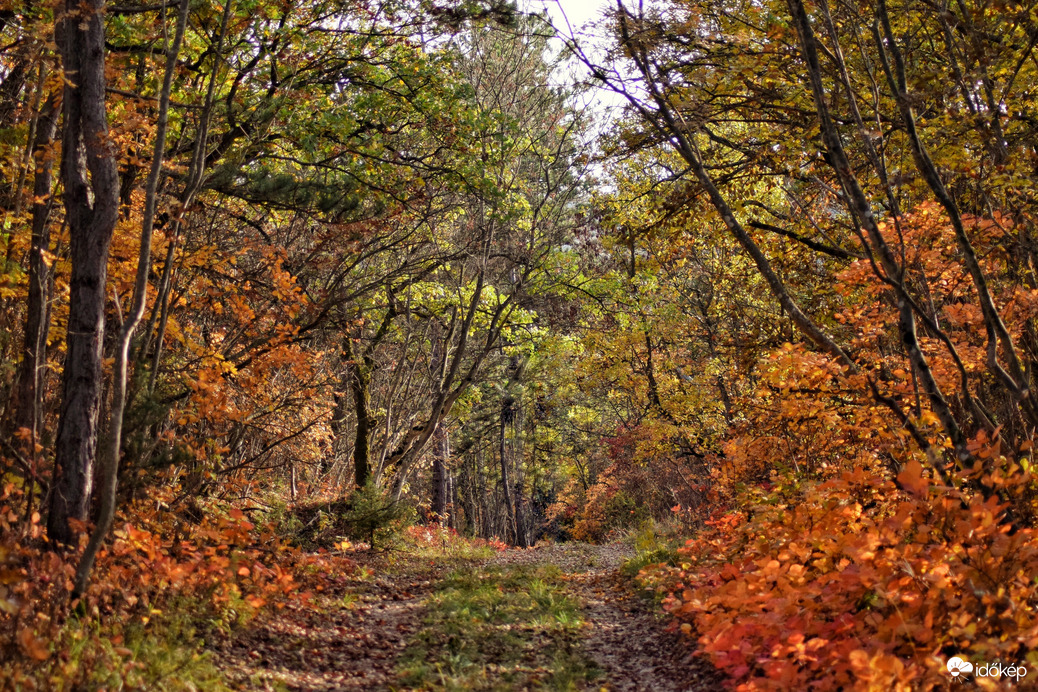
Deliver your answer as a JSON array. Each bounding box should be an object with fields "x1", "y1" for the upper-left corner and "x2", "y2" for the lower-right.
[{"x1": 211, "y1": 542, "x2": 720, "y2": 691}]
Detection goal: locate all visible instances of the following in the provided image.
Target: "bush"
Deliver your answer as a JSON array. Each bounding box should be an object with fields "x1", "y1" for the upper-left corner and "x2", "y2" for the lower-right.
[
  {"x1": 621, "y1": 519, "x2": 682, "y2": 580},
  {"x1": 292, "y1": 482, "x2": 413, "y2": 550},
  {"x1": 639, "y1": 461, "x2": 1038, "y2": 690},
  {"x1": 0, "y1": 485, "x2": 299, "y2": 690}
]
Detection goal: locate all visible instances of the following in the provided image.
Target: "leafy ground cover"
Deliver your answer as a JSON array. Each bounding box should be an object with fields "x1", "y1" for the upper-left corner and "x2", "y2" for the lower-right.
[
  {"x1": 4, "y1": 480, "x2": 716, "y2": 691},
  {"x1": 209, "y1": 536, "x2": 716, "y2": 691}
]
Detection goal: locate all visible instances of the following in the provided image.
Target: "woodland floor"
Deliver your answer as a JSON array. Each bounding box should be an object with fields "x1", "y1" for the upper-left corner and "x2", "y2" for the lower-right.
[{"x1": 211, "y1": 542, "x2": 721, "y2": 691}]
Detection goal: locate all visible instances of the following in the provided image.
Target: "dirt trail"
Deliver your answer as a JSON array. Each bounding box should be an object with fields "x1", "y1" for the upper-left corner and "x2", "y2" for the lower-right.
[
  {"x1": 212, "y1": 543, "x2": 719, "y2": 691},
  {"x1": 487, "y1": 543, "x2": 721, "y2": 691},
  {"x1": 214, "y1": 557, "x2": 434, "y2": 690}
]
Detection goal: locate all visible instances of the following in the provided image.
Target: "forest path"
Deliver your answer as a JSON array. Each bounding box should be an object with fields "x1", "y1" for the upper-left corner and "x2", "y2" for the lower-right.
[
  {"x1": 212, "y1": 542, "x2": 719, "y2": 691},
  {"x1": 479, "y1": 543, "x2": 721, "y2": 691}
]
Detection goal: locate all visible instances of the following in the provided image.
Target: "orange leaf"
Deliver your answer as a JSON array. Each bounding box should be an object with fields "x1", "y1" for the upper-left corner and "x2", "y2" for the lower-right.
[
  {"x1": 19, "y1": 628, "x2": 49, "y2": 661},
  {"x1": 897, "y1": 459, "x2": 929, "y2": 498}
]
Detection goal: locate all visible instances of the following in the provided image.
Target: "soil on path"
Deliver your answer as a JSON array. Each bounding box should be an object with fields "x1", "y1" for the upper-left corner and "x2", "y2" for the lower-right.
[
  {"x1": 487, "y1": 543, "x2": 721, "y2": 692},
  {"x1": 213, "y1": 553, "x2": 437, "y2": 690},
  {"x1": 212, "y1": 543, "x2": 720, "y2": 691}
]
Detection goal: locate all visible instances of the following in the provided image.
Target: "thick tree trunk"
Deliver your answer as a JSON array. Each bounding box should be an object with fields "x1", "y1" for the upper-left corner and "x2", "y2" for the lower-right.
[
  {"x1": 47, "y1": 0, "x2": 120, "y2": 546},
  {"x1": 72, "y1": 0, "x2": 190, "y2": 596}
]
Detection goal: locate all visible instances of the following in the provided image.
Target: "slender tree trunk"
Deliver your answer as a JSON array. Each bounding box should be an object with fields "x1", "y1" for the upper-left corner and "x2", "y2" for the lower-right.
[
  {"x1": 48, "y1": 0, "x2": 121, "y2": 546},
  {"x1": 447, "y1": 467, "x2": 457, "y2": 530},
  {"x1": 0, "y1": 58, "x2": 29, "y2": 130},
  {"x1": 347, "y1": 340, "x2": 372, "y2": 488},
  {"x1": 327, "y1": 365, "x2": 351, "y2": 478},
  {"x1": 7, "y1": 89, "x2": 60, "y2": 443},
  {"x1": 388, "y1": 266, "x2": 500, "y2": 498},
  {"x1": 431, "y1": 425, "x2": 449, "y2": 524},
  {"x1": 499, "y1": 402, "x2": 525, "y2": 546},
  {"x1": 512, "y1": 414, "x2": 528, "y2": 548},
  {"x1": 138, "y1": 0, "x2": 232, "y2": 393}
]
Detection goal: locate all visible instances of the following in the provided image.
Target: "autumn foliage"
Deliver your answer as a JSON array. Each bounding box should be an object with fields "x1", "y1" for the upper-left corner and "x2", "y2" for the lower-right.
[
  {"x1": 643, "y1": 465, "x2": 1038, "y2": 690},
  {"x1": 0, "y1": 478, "x2": 357, "y2": 688},
  {"x1": 5, "y1": 0, "x2": 1038, "y2": 688},
  {"x1": 635, "y1": 205, "x2": 1038, "y2": 689}
]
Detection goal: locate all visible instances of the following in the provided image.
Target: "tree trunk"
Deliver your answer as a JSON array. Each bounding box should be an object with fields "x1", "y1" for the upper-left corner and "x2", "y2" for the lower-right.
[
  {"x1": 0, "y1": 58, "x2": 29, "y2": 130},
  {"x1": 6, "y1": 89, "x2": 60, "y2": 445},
  {"x1": 499, "y1": 401, "x2": 527, "y2": 546},
  {"x1": 327, "y1": 365, "x2": 351, "y2": 478},
  {"x1": 347, "y1": 340, "x2": 372, "y2": 488},
  {"x1": 72, "y1": 0, "x2": 191, "y2": 595},
  {"x1": 431, "y1": 425, "x2": 450, "y2": 525},
  {"x1": 513, "y1": 447, "x2": 528, "y2": 547},
  {"x1": 47, "y1": 0, "x2": 120, "y2": 546},
  {"x1": 447, "y1": 467, "x2": 457, "y2": 530}
]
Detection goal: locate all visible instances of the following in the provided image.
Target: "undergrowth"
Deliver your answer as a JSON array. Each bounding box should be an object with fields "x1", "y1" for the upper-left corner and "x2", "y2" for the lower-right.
[
  {"x1": 620, "y1": 519, "x2": 684, "y2": 581},
  {"x1": 400, "y1": 524, "x2": 507, "y2": 563},
  {"x1": 0, "y1": 482, "x2": 349, "y2": 690},
  {"x1": 287, "y1": 482, "x2": 414, "y2": 550}
]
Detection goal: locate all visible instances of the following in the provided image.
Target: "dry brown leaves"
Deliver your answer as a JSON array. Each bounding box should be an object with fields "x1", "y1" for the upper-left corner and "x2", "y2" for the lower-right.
[{"x1": 211, "y1": 543, "x2": 720, "y2": 691}]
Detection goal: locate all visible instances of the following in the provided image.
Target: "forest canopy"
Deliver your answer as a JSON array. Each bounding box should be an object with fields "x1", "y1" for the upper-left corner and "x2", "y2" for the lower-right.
[{"x1": 2, "y1": 0, "x2": 1038, "y2": 689}]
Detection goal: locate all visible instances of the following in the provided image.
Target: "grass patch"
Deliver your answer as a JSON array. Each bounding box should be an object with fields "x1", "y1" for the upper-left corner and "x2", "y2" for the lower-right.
[
  {"x1": 111, "y1": 615, "x2": 230, "y2": 690},
  {"x1": 395, "y1": 563, "x2": 599, "y2": 690},
  {"x1": 620, "y1": 520, "x2": 683, "y2": 581},
  {"x1": 620, "y1": 546, "x2": 681, "y2": 579},
  {"x1": 399, "y1": 524, "x2": 501, "y2": 564}
]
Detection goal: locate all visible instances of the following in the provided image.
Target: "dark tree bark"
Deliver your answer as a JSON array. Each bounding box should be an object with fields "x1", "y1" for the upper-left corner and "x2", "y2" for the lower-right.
[
  {"x1": 447, "y1": 469, "x2": 457, "y2": 530},
  {"x1": 0, "y1": 58, "x2": 29, "y2": 129},
  {"x1": 72, "y1": 0, "x2": 191, "y2": 595},
  {"x1": 47, "y1": 0, "x2": 120, "y2": 546},
  {"x1": 499, "y1": 407, "x2": 516, "y2": 543},
  {"x1": 499, "y1": 397, "x2": 528, "y2": 547},
  {"x1": 431, "y1": 425, "x2": 450, "y2": 524},
  {"x1": 344, "y1": 337, "x2": 372, "y2": 488},
  {"x1": 351, "y1": 363, "x2": 372, "y2": 488},
  {"x1": 6, "y1": 89, "x2": 60, "y2": 445},
  {"x1": 328, "y1": 365, "x2": 351, "y2": 478}
]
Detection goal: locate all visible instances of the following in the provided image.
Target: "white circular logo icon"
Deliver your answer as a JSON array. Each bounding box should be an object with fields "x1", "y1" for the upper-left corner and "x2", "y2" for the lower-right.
[{"x1": 947, "y1": 657, "x2": 974, "y2": 678}]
